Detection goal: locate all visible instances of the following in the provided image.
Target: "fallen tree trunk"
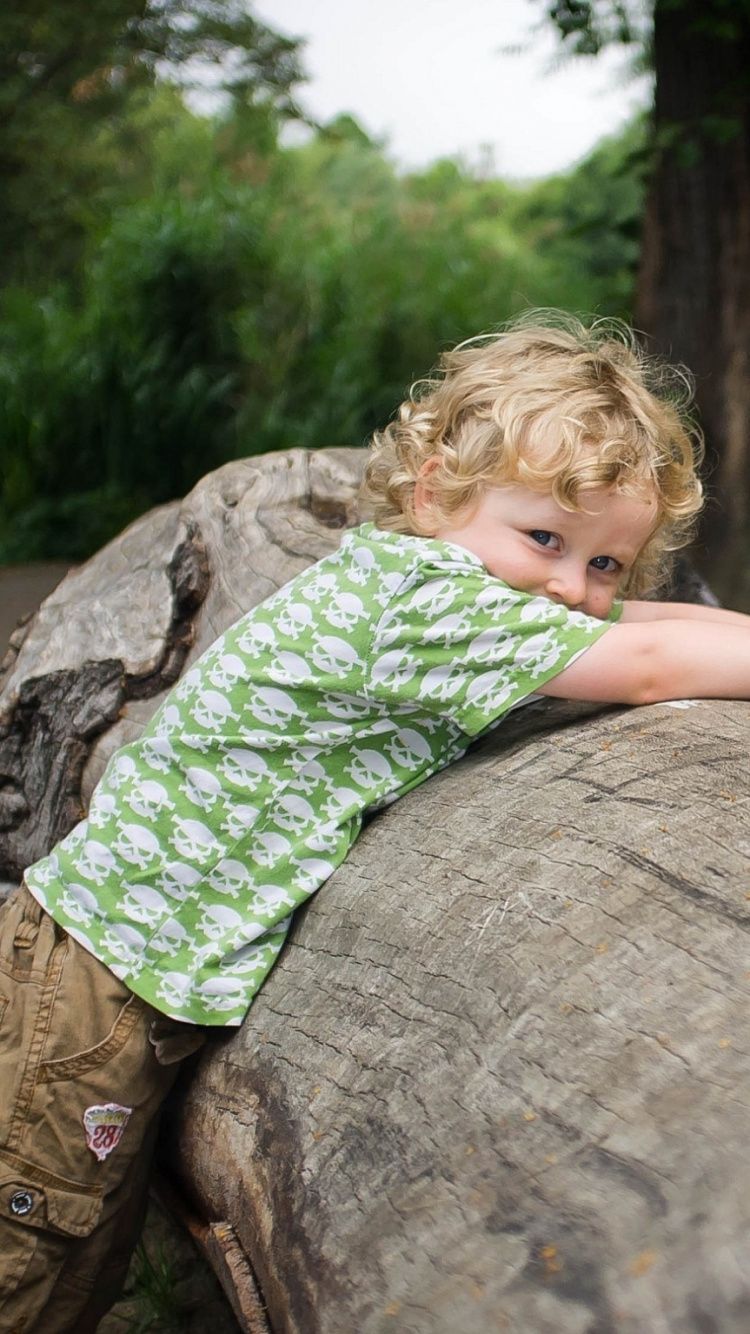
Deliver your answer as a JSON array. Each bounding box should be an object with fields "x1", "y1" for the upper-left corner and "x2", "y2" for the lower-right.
[
  {"x1": 1, "y1": 449, "x2": 747, "y2": 1333},
  {"x1": 168, "y1": 693, "x2": 750, "y2": 1334}
]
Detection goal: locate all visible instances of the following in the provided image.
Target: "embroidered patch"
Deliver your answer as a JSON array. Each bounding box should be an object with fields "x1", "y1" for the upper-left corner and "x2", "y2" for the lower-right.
[{"x1": 83, "y1": 1103, "x2": 132, "y2": 1161}]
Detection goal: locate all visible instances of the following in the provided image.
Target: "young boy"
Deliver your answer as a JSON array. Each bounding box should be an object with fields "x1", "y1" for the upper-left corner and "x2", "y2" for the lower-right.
[{"x1": 1, "y1": 313, "x2": 748, "y2": 1331}]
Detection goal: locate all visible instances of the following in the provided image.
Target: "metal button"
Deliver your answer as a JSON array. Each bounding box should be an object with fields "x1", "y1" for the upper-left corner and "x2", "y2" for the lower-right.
[{"x1": 10, "y1": 1190, "x2": 34, "y2": 1216}]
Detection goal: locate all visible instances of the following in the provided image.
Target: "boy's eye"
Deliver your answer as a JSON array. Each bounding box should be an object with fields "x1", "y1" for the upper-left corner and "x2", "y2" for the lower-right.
[
  {"x1": 529, "y1": 530, "x2": 560, "y2": 549},
  {"x1": 589, "y1": 555, "x2": 619, "y2": 573}
]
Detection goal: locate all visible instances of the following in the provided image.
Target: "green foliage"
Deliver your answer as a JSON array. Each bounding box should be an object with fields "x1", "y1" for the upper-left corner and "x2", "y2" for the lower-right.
[
  {"x1": 506, "y1": 116, "x2": 649, "y2": 317},
  {"x1": 0, "y1": 0, "x2": 306, "y2": 286},
  {"x1": 543, "y1": 0, "x2": 750, "y2": 58},
  {"x1": 545, "y1": 1, "x2": 651, "y2": 55},
  {"x1": 0, "y1": 192, "x2": 248, "y2": 559},
  {"x1": 0, "y1": 82, "x2": 646, "y2": 564}
]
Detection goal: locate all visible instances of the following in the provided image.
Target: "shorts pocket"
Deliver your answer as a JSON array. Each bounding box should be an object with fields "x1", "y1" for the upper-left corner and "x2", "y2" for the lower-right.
[
  {"x1": 0, "y1": 1155, "x2": 102, "y2": 1238},
  {"x1": 38, "y1": 993, "x2": 143, "y2": 1083}
]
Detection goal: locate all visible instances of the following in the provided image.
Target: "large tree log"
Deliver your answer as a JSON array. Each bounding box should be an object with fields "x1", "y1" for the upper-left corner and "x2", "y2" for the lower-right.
[
  {"x1": 168, "y1": 694, "x2": 750, "y2": 1333},
  {"x1": 0, "y1": 448, "x2": 746, "y2": 1333}
]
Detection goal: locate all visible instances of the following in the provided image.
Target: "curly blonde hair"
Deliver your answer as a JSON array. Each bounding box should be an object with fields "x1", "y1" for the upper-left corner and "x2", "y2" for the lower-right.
[{"x1": 362, "y1": 311, "x2": 704, "y2": 596}]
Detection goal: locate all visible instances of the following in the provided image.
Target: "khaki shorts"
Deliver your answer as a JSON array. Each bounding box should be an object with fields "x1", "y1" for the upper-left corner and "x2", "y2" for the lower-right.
[{"x1": 0, "y1": 884, "x2": 205, "y2": 1334}]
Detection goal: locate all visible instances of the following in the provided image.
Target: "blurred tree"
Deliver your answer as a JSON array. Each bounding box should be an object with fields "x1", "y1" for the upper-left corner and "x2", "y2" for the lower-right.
[
  {"x1": 0, "y1": 0, "x2": 306, "y2": 284},
  {"x1": 0, "y1": 108, "x2": 645, "y2": 564},
  {"x1": 505, "y1": 114, "x2": 648, "y2": 318},
  {"x1": 544, "y1": 0, "x2": 750, "y2": 604}
]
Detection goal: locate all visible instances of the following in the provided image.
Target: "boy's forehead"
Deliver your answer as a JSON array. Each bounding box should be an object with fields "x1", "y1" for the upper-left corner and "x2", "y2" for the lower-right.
[{"x1": 496, "y1": 483, "x2": 658, "y2": 542}]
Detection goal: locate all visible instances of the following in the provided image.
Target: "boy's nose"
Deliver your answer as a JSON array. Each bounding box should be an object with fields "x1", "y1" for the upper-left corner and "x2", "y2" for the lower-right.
[{"x1": 545, "y1": 567, "x2": 588, "y2": 610}]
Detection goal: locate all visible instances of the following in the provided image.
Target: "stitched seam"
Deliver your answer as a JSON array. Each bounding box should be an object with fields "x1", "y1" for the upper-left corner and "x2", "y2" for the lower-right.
[
  {"x1": 0, "y1": 1147, "x2": 104, "y2": 1199},
  {"x1": 38, "y1": 993, "x2": 144, "y2": 1083},
  {"x1": 6, "y1": 923, "x2": 68, "y2": 1153}
]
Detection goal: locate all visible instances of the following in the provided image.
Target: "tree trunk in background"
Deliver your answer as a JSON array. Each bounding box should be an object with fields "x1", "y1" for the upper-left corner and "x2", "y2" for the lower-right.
[{"x1": 636, "y1": 0, "x2": 750, "y2": 605}]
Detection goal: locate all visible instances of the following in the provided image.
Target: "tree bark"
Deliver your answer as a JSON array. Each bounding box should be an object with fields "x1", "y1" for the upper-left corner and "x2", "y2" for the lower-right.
[
  {"x1": 635, "y1": 0, "x2": 750, "y2": 606},
  {"x1": 166, "y1": 693, "x2": 750, "y2": 1334},
  {"x1": 0, "y1": 448, "x2": 745, "y2": 1333}
]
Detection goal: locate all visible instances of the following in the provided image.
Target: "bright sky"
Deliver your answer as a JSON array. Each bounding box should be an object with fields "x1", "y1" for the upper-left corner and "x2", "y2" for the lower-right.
[{"x1": 255, "y1": 0, "x2": 650, "y2": 180}]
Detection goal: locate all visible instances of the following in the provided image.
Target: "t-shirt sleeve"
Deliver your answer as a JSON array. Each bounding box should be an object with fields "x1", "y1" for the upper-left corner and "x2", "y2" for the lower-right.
[{"x1": 365, "y1": 569, "x2": 622, "y2": 737}]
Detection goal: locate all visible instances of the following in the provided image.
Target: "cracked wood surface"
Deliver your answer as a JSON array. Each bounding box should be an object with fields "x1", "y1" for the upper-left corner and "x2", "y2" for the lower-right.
[{"x1": 170, "y1": 697, "x2": 750, "y2": 1334}]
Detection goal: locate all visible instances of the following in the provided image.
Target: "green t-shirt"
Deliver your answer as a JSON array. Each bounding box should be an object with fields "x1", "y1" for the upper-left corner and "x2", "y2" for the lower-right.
[{"x1": 25, "y1": 524, "x2": 621, "y2": 1025}]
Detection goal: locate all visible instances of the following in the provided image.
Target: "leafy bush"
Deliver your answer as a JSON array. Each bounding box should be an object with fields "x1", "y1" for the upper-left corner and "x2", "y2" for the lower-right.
[{"x1": 0, "y1": 105, "x2": 645, "y2": 563}]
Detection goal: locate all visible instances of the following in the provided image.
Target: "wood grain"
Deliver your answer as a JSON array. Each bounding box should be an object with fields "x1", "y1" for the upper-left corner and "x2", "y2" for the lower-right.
[{"x1": 172, "y1": 696, "x2": 750, "y2": 1334}]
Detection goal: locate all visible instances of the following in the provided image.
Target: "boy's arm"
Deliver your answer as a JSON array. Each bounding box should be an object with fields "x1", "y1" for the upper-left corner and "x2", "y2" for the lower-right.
[
  {"x1": 621, "y1": 600, "x2": 750, "y2": 629},
  {"x1": 538, "y1": 613, "x2": 750, "y2": 706}
]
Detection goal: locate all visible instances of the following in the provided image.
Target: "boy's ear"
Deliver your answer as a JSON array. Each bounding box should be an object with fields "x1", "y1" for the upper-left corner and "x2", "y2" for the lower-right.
[{"x1": 413, "y1": 458, "x2": 441, "y2": 531}]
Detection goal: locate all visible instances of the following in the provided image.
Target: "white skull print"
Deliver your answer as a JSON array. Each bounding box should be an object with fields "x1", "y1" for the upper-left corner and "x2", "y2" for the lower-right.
[
  {"x1": 87, "y1": 792, "x2": 118, "y2": 829},
  {"x1": 322, "y1": 591, "x2": 367, "y2": 633},
  {"x1": 464, "y1": 625, "x2": 520, "y2": 665},
  {"x1": 220, "y1": 803, "x2": 260, "y2": 839},
  {"x1": 183, "y1": 766, "x2": 225, "y2": 811},
  {"x1": 126, "y1": 780, "x2": 174, "y2": 822},
  {"x1": 106, "y1": 754, "x2": 138, "y2": 790},
  {"x1": 207, "y1": 653, "x2": 247, "y2": 691},
  {"x1": 265, "y1": 650, "x2": 312, "y2": 687},
  {"x1": 385, "y1": 727, "x2": 433, "y2": 772},
  {"x1": 245, "y1": 687, "x2": 303, "y2": 729},
  {"x1": 155, "y1": 704, "x2": 182, "y2": 737},
  {"x1": 193, "y1": 976, "x2": 248, "y2": 1013},
  {"x1": 149, "y1": 919, "x2": 190, "y2": 957},
  {"x1": 251, "y1": 884, "x2": 298, "y2": 917},
  {"x1": 206, "y1": 859, "x2": 255, "y2": 898},
  {"x1": 345, "y1": 747, "x2": 394, "y2": 790},
  {"x1": 346, "y1": 546, "x2": 376, "y2": 586},
  {"x1": 156, "y1": 971, "x2": 194, "y2": 1012},
  {"x1": 408, "y1": 578, "x2": 456, "y2": 621},
  {"x1": 419, "y1": 662, "x2": 470, "y2": 703},
  {"x1": 77, "y1": 840, "x2": 119, "y2": 885},
  {"x1": 140, "y1": 736, "x2": 178, "y2": 774},
  {"x1": 100, "y1": 922, "x2": 147, "y2": 970},
  {"x1": 290, "y1": 857, "x2": 336, "y2": 895},
  {"x1": 58, "y1": 882, "x2": 99, "y2": 927},
  {"x1": 169, "y1": 818, "x2": 225, "y2": 862},
  {"x1": 112, "y1": 824, "x2": 163, "y2": 871},
  {"x1": 287, "y1": 759, "x2": 327, "y2": 796},
  {"x1": 247, "y1": 831, "x2": 292, "y2": 868},
  {"x1": 514, "y1": 630, "x2": 564, "y2": 679},
  {"x1": 310, "y1": 634, "x2": 363, "y2": 680},
  {"x1": 120, "y1": 883, "x2": 169, "y2": 929},
  {"x1": 220, "y1": 943, "x2": 275, "y2": 976},
  {"x1": 236, "y1": 620, "x2": 277, "y2": 655},
  {"x1": 190, "y1": 690, "x2": 239, "y2": 731},
  {"x1": 219, "y1": 748, "x2": 270, "y2": 792},
  {"x1": 518, "y1": 596, "x2": 567, "y2": 625},
  {"x1": 276, "y1": 602, "x2": 314, "y2": 640},
  {"x1": 421, "y1": 609, "x2": 474, "y2": 647},
  {"x1": 197, "y1": 903, "x2": 244, "y2": 942},
  {"x1": 369, "y1": 649, "x2": 419, "y2": 691},
  {"x1": 466, "y1": 670, "x2": 517, "y2": 711},
  {"x1": 273, "y1": 792, "x2": 316, "y2": 836},
  {"x1": 156, "y1": 861, "x2": 203, "y2": 900}
]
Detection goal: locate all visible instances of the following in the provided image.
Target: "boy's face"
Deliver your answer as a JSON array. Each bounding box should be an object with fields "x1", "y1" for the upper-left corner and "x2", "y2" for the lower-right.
[{"x1": 427, "y1": 483, "x2": 657, "y2": 619}]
